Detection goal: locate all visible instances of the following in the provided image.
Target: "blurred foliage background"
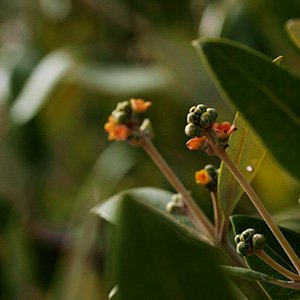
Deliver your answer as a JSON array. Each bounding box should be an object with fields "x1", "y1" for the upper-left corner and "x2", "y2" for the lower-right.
[{"x1": 0, "y1": 0, "x2": 300, "y2": 299}]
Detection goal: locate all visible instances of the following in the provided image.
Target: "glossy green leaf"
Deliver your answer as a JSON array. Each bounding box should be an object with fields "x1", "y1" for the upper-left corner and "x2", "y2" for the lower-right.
[
  {"x1": 231, "y1": 215, "x2": 300, "y2": 299},
  {"x1": 92, "y1": 187, "x2": 206, "y2": 240},
  {"x1": 115, "y1": 196, "x2": 236, "y2": 300},
  {"x1": 193, "y1": 38, "x2": 300, "y2": 180},
  {"x1": 285, "y1": 19, "x2": 300, "y2": 51},
  {"x1": 218, "y1": 113, "x2": 266, "y2": 217}
]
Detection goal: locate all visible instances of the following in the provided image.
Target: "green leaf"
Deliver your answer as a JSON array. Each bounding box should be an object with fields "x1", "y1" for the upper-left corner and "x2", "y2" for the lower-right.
[
  {"x1": 231, "y1": 215, "x2": 300, "y2": 299},
  {"x1": 92, "y1": 187, "x2": 206, "y2": 240},
  {"x1": 218, "y1": 113, "x2": 266, "y2": 217},
  {"x1": 285, "y1": 19, "x2": 300, "y2": 51},
  {"x1": 192, "y1": 38, "x2": 300, "y2": 180},
  {"x1": 9, "y1": 50, "x2": 75, "y2": 125},
  {"x1": 221, "y1": 265, "x2": 276, "y2": 282},
  {"x1": 115, "y1": 196, "x2": 236, "y2": 300}
]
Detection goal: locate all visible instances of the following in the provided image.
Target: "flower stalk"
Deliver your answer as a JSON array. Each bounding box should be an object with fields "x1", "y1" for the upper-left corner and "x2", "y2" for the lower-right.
[
  {"x1": 256, "y1": 250, "x2": 300, "y2": 282},
  {"x1": 217, "y1": 147, "x2": 300, "y2": 275},
  {"x1": 142, "y1": 137, "x2": 215, "y2": 239}
]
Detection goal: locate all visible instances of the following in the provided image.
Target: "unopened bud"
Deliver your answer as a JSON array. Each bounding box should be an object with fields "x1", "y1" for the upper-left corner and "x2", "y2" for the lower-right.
[
  {"x1": 185, "y1": 123, "x2": 198, "y2": 137},
  {"x1": 234, "y1": 234, "x2": 241, "y2": 244},
  {"x1": 236, "y1": 241, "x2": 250, "y2": 256},
  {"x1": 241, "y1": 228, "x2": 256, "y2": 242},
  {"x1": 200, "y1": 112, "x2": 213, "y2": 128},
  {"x1": 252, "y1": 234, "x2": 266, "y2": 251},
  {"x1": 166, "y1": 201, "x2": 187, "y2": 215}
]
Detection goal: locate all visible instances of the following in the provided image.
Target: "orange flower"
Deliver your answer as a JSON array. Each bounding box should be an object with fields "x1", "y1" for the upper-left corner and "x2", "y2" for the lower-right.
[
  {"x1": 212, "y1": 122, "x2": 237, "y2": 139},
  {"x1": 195, "y1": 170, "x2": 211, "y2": 186},
  {"x1": 130, "y1": 98, "x2": 152, "y2": 113},
  {"x1": 186, "y1": 136, "x2": 206, "y2": 150},
  {"x1": 104, "y1": 116, "x2": 131, "y2": 141}
]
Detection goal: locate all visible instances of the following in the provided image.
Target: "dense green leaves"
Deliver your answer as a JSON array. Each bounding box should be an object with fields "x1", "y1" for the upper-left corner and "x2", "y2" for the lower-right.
[
  {"x1": 231, "y1": 215, "x2": 300, "y2": 299},
  {"x1": 115, "y1": 196, "x2": 236, "y2": 300},
  {"x1": 193, "y1": 38, "x2": 300, "y2": 180},
  {"x1": 218, "y1": 113, "x2": 266, "y2": 217}
]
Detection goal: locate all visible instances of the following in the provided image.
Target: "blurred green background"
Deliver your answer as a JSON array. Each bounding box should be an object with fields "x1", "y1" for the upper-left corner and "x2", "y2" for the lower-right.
[{"x1": 0, "y1": 0, "x2": 299, "y2": 299}]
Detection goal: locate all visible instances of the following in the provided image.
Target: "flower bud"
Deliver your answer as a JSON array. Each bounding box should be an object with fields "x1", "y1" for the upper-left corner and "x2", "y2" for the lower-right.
[
  {"x1": 234, "y1": 234, "x2": 241, "y2": 244},
  {"x1": 166, "y1": 201, "x2": 187, "y2": 215},
  {"x1": 196, "y1": 104, "x2": 207, "y2": 114},
  {"x1": 200, "y1": 112, "x2": 213, "y2": 128},
  {"x1": 112, "y1": 111, "x2": 130, "y2": 124},
  {"x1": 207, "y1": 108, "x2": 218, "y2": 121},
  {"x1": 187, "y1": 112, "x2": 200, "y2": 124},
  {"x1": 116, "y1": 101, "x2": 131, "y2": 113},
  {"x1": 185, "y1": 123, "x2": 198, "y2": 137},
  {"x1": 252, "y1": 234, "x2": 266, "y2": 251},
  {"x1": 204, "y1": 164, "x2": 217, "y2": 175},
  {"x1": 241, "y1": 228, "x2": 256, "y2": 242},
  {"x1": 236, "y1": 241, "x2": 250, "y2": 256}
]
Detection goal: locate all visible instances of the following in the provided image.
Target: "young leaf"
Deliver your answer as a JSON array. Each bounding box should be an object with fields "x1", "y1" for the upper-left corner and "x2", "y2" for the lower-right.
[
  {"x1": 231, "y1": 215, "x2": 300, "y2": 299},
  {"x1": 115, "y1": 196, "x2": 236, "y2": 300},
  {"x1": 218, "y1": 113, "x2": 266, "y2": 217},
  {"x1": 192, "y1": 38, "x2": 300, "y2": 180},
  {"x1": 92, "y1": 187, "x2": 205, "y2": 240},
  {"x1": 285, "y1": 19, "x2": 300, "y2": 50}
]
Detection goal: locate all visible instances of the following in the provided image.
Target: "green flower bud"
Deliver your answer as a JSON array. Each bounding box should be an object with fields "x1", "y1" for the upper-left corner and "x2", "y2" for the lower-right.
[
  {"x1": 234, "y1": 234, "x2": 241, "y2": 244},
  {"x1": 252, "y1": 234, "x2": 266, "y2": 251},
  {"x1": 116, "y1": 101, "x2": 131, "y2": 113},
  {"x1": 207, "y1": 108, "x2": 218, "y2": 121},
  {"x1": 166, "y1": 201, "x2": 187, "y2": 215},
  {"x1": 185, "y1": 123, "x2": 198, "y2": 137},
  {"x1": 187, "y1": 112, "x2": 200, "y2": 124},
  {"x1": 236, "y1": 241, "x2": 250, "y2": 256},
  {"x1": 189, "y1": 106, "x2": 197, "y2": 113},
  {"x1": 200, "y1": 112, "x2": 213, "y2": 128},
  {"x1": 196, "y1": 104, "x2": 207, "y2": 114},
  {"x1": 112, "y1": 111, "x2": 130, "y2": 124},
  {"x1": 204, "y1": 164, "x2": 217, "y2": 174},
  {"x1": 241, "y1": 228, "x2": 256, "y2": 242}
]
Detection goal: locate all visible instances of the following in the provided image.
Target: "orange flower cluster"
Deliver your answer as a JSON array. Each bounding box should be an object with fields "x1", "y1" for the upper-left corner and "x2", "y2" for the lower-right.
[
  {"x1": 104, "y1": 116, "x2": 131, "y2": 141},
  {"x1": 212, "y1": 122, "x2": 237, "y2": 139},
  {"x1": 104, "y1": 98, "x2": 152, "y2": 142}
]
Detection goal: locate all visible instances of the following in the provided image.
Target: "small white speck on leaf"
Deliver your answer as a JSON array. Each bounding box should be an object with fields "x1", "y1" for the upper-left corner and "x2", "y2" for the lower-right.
[{"x1": 246, "y1": 166, "x2": 253, "y2": 173}]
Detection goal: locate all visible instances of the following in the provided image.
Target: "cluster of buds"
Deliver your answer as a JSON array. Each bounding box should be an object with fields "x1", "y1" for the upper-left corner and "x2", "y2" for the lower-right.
[
  {"x1": 185, "y1": 104, "x2": 218, "y2": 138},
  {"x1": 104, "y1": 98, "x2": 153, "y2": 144},
  {"x1": 166, "y1": 193, "x2": 187, "y2": 216},
  {"x1": 235, "y1": 228, "x2": 266, "y2": 256},
  {"x1": 185, "y1": 104, "x2": 237, "y2": 152},
  {"x1": 195, "y1": 164, "x2": 219, "y2": 191}
]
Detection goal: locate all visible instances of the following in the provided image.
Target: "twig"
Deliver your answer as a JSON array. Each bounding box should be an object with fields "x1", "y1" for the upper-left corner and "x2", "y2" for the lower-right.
[
  {"x1": 256, "y1": 250, "x2": 300, "y2": 282},
  {"x1": 142, "y1": 137, "x2": 215, "y2": 239}
]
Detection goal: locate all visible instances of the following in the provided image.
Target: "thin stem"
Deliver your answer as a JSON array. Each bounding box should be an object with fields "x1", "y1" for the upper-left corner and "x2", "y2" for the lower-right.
[
  {"x1": 210, "y1": 190, "x2": 221, "y2": 240},
  {"x1": 142, "y1": 138, "x2": 215, "y2": 239},
  {"x1": 256, "y1": 250, "x2": 300, "y2": 282},
  {"x1": 218, "y1": 150, "x2": 300, "y2": 274},
  {"x1": 218, "y1": 217, "x2": 228, "y2": 244}
]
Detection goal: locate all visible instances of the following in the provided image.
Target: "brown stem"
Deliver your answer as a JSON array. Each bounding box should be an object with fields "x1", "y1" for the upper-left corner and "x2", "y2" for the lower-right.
[
  {"x1": 218, "y1": 150, "x2": 300, "y2": 275},
  {"x1": 210, "y1": 190, "x2": 221, "y2": 240},
  {"x1": 256, "y1": 250, "x2": 300, "y2": 282},
  {"x1": 142, "y1": 138, "x2": 215, "y2": 239},
  {"x1": 204, "y1": 128, "x2": 300, "y2": 274}
]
